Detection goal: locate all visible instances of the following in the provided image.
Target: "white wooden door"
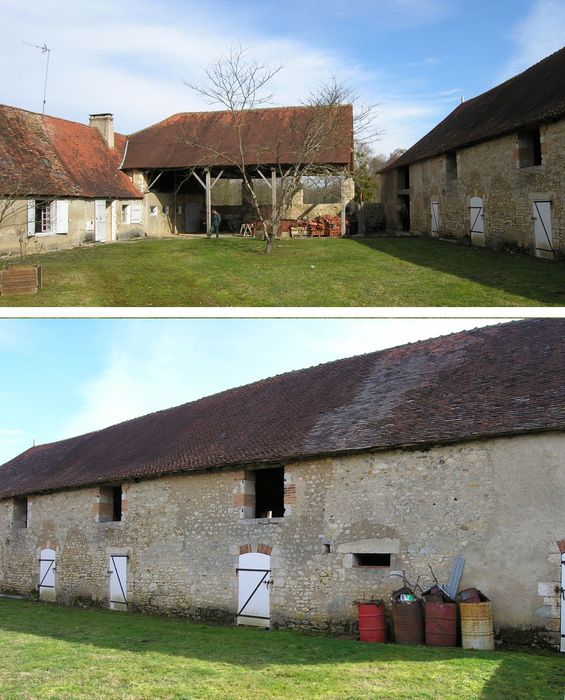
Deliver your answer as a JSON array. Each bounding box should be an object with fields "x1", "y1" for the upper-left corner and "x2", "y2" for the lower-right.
[
  {"x1": 39, "y1": 548, "x2": 56, "y2": 602},
  {"x1": 109, "y1": 554, "x2": 128, "y2": 611},
  {"x1": 237, "y1": 552, "x2": 270, "y2": 627},
  {"x1": 533, "y1": 201, "x2": 553, "y2": 253},
  {"x1": 95, "y1": 200, "x2": 106, "y2": 242},
  {"x1": 561, "y1": 552, "x2": 565, "y2": 651},
  {"x1": 469, "y1": 196, "x2": 484, "y2": 245},
  {"x1": 431, "y1": 201, "x2": 440, "y2": 237}
]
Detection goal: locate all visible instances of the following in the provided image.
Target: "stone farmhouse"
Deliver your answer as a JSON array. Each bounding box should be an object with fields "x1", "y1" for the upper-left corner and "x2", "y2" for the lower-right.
[
  {"x1": 0, "y1": 104, "x2": 354, "y2": 256},
  {"x1": 379, "y1": 47, "x2": 565, "y2": 258},
  {"x1": 0, "y1": 319, "x2": 564, "y2": 649}
]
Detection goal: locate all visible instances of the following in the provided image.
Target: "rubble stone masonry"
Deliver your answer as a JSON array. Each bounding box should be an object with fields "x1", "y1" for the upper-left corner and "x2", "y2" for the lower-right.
[
  {"x1": 380, "y1": 119, "x2": 564, "y2": 256},
  {"x1": 1, "y1": 432, "x2": 563, "y2": 647}
]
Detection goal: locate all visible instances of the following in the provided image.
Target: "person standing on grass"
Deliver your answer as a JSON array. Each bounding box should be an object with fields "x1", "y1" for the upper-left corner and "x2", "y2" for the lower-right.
[{"x1": 209, "y1": 209, "x2": 221, "y2": 238}]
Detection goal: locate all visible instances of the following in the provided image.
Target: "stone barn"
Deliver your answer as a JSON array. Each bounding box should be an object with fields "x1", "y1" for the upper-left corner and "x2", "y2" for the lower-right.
[
  {"x1": 379, "y1": 47, "x2": 565, "y2": 258},
  {"x1": 0, "y1": 319, "x2": 563, "y2": 648}
]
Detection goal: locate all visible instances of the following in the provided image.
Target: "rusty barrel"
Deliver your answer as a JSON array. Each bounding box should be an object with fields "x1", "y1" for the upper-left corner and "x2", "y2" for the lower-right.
[
  {"x1": 460, "y1": 601, "x2": 494, "y2": 650},
  {"x1": 425, "y1": 601, "x2": 457, "y2": 647},
  {"x1": 392, "y1": 600, "x2": 423, "y2": 644},
  {"x1": 357, "y1": 602, "x2": 387, "y2": 643},
  {"x1": 459, "y1": 587, "x2": 481, "y2": 604}
]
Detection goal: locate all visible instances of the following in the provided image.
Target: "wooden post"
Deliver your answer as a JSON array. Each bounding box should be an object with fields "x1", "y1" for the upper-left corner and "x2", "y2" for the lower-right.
[
  {"x1": 205, "y1": 169, "x2": 212, "y2": 236},
  {"x1": 340, "y1": 172, "x2": 347, "y2": 237},
  {"x1": 271, "y1": 168, "x2": 277, "y2": 220}
]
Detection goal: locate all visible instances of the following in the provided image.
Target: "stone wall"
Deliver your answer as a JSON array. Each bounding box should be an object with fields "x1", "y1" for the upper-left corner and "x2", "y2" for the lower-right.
[
  {"x1": 379, "y1": 119, "x2": 565, "y2": 257},
  {"x1": 0, "y1": 432, "x2": 563, "y2": 646}
]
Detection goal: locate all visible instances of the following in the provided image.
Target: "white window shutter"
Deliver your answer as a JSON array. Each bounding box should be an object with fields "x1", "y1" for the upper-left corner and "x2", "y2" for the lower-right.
[
  {"x1": 55, "y1": 200, "x2": 69, "y2": 234},
  {"x1": 27, "y1": 200, "x2": 35, "y2": 237},
  {"x1": 131, "y1": 203, "x2": 142, "y2": 224}
]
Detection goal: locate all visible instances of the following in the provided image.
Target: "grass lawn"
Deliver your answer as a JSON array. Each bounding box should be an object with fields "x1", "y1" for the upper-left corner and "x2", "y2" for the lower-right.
[
  {"x1": 0, "y1": 599, "x2": 562, "y2": 699},
  {"x1": 0, "y1": 236, "x2": 564, "y2": 307}
]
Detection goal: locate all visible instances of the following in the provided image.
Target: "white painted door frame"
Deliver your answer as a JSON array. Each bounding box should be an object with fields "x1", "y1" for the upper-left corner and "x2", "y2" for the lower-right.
[
  {"x1": 38, "y1": 548, "x2": 56, "y2": 602},
  {"x1": 532, "y1": 200, "x2": 553, "y2": 254},
  {"x1": 94, "y1": 199, "x2": 106, "y2": 242},
  {"x1": 560, "y1": 552, "x2": 565, "y2": 652},
  {"x1": 469, "y1": 196, "x2": 485, "y2": 245},
  {"x1": 431, "y1": 201, "x2": 440, "y2": 237},
  {"x1": 108, "y1": 554, "x2": 128, "y2": 611},
  {"x1": 237, "y1": 552, "x2": 271, "y2": 627}
]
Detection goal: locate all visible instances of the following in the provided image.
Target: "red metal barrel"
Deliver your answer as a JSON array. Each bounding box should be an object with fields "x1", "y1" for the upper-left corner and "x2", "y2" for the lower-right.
[
  {"x1": 357, "y1": 602, "x2": 387, "y2": 643},
  {"x1": 425, "y1": 601, "x2": 457, "y2": 646},
  {"x1": 392, "y1": 601, "x2": 423, "y2": 644}
]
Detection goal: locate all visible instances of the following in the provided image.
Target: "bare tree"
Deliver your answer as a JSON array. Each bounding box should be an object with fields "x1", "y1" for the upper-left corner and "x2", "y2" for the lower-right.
[
  {"x1": 184, "y1": 49, "x2": 377, "y2": 253},
  {"x1": 0, "y1": 169, "x2": 43, "y2": 262}
]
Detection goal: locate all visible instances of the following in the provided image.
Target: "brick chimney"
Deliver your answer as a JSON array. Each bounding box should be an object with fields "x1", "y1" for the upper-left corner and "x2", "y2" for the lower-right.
[{"x1": 89, "y1": 113, "x2": 114, "y2": 149}]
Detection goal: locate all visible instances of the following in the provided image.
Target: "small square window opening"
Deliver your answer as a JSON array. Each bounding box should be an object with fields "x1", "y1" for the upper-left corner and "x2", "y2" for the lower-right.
[{"x1": 353, "y1": 553, "x2": 391, "y2": 567}]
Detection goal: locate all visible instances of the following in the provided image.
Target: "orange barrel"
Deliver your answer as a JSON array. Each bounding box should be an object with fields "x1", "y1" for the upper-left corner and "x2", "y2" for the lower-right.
[
  {"x1": 392, "y1": 600, "x2": 423, "y2": 644},
  {"x1": 459, "y1": 587, "x2": 481, "y2": 604},
  {"x1": 357, "y1": 602, "x2": 387, "y2": 643},
  {"x1": 425, "y1": 601, "x2": 457, "y2": 646},
  {"x1": 459, "y1": 601, "x2": 494, "y2": 650}
]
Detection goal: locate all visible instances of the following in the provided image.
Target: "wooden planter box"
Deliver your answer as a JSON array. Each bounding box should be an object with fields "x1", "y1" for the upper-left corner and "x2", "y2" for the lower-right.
[{"x1": 0, "y1": 265, "x2": 42, "y2": 296}]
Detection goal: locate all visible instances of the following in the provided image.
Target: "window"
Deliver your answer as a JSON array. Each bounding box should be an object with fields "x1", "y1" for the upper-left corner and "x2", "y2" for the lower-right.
[
  {"x1": 28, "y1": 200, "x2": 68, "y2": 236},
  {"x1": 446, "y1": 151, "x2": 458, "y2": 179},
  {"x1": 121, "y1": 204, "x2": 131, "y2": 224},
  {"x1": 13, "y1": 497, "x2": 28, "y2": 529},
  {"x1": 35, "y1": 200, "x2": 53, "y2": 233},
  {"x1": 254, "y1": 467, "x2": 285, "y2": 518},
  {"x1": 150, "y1": 206, "x2": 157, "y2": 216},
  {"x1": 98, "y1": 485, "x2": 122, "y2": 522},
  {"x1": 163, "y1": 205, "x2": 170, "y2": 215},
  {"x1": 397, "y1": 166, "x2": 410, "y2": 190},
  {"x1": 353, "y1": 553, "x2": 391, "y2": 567},
  {"x1": 518, "y1": 129, "x2": 542, "y2": 167}
]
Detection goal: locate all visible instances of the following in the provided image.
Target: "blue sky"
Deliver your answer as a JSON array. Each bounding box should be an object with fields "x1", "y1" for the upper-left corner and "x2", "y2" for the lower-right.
[
  {"x1": 0, "y1": 318, "x2": 505, "y2": 466},
  {"x1": 1, "y1": 0, "x2": 563, "y2": 154}
]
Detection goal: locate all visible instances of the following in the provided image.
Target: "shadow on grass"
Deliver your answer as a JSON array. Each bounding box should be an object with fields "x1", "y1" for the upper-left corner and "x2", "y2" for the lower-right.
[
  {"x1": 0, "y1": 600, "x2": 560, "y2": 699},
  {"x1": 353, "y1": 236, "x2": 565, "y2": 306}
]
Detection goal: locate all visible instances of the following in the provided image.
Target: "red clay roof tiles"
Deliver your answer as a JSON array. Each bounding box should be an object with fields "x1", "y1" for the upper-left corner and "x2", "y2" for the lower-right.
[
  {"x1": 0, "y1": 104, "x2": 141, "y2": 198},
  {"x1": 0, "y1": 319, "x2": 563, "y2": 498},
  {"x1": 122, "y1": 105, "x2": 354, "y2": 170}
]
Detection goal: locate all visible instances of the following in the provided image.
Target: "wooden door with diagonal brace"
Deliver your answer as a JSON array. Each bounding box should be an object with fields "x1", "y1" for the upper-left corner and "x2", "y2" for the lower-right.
[
  {"x1": 237, "y1": 552, "x2": 271, "y2": 627},
  {"x1": 469, "y1": 196, "x2": 484, "y2": 245},
  {"x1": 108, "y1": 554, "x2": 128, "y2": 611},
  {"x1": 533, "y1": 200, "x2": 553, "y2": 254},
  {"x1": 431, "y1": 201, "x2": 440, "y2": 237},
  {"x1": 39, "y1": 548, "x2": 56, "y2": 602},
  {"x1": 559, "y1": 552, "x2": 565, "y2": 651}
]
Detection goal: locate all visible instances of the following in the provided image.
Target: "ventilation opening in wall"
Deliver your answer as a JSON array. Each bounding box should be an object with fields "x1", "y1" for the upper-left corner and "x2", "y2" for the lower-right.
[
  {"x1": 397, "y1": 166, "x2": 410, "y2": 189},
  {"x1": 353, "y1": 553, "x2": 391, "y2": 567},
  {"x1": 13, "y1": 496, "x2": 28, "y2": 529},
  {"x1": 99, "y1": 485, "x2": 122, "y2": 522},
  {"x1": 254, "y1": 467, "x2": 285, "y2": 518},
  {"x1": 446, "y1": 150, "x2": 458, "y2": 179},
  {"x1": 518, "y1": 129, "x2": 542, "y2": 167}
]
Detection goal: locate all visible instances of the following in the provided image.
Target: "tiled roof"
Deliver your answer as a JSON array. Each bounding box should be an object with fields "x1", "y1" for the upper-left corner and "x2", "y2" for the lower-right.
[
  {"x1": 122, "y1": 105, "x2": 354, "y2": 170},
  {"x1": 382, "y1": 46, "x2": 565, "y2": 171},
  {"x1": 1, "y1": 320, "x2": 563, "y2": 499},
  {"x1": 0, "y1": 104, "x2": 141, "y2": 198}
]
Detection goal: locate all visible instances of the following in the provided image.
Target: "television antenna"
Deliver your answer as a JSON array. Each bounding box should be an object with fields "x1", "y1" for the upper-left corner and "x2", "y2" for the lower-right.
[{"x1": 23, "y1": 41, "x2": 51, "y2": 114}]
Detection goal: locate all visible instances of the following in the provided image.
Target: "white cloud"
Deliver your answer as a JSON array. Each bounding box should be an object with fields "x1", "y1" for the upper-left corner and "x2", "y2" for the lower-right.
[
  {"x1": 501, "y1": 0, "x2": 565, "y2": 79},
  {"x1": 0, "y1": 0, "x2": 456, "y2": 152}
]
